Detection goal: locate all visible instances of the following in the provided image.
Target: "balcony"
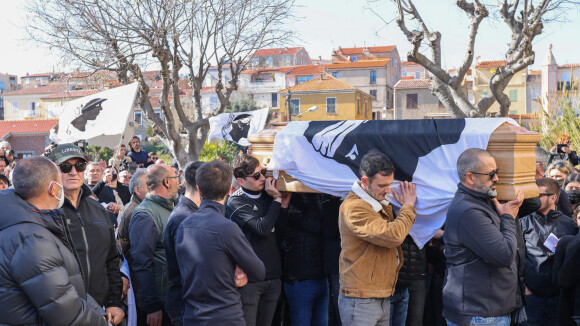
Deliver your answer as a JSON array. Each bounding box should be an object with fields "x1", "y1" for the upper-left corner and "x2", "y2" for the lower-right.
[{"x1": 21, "y1": 110, "x2": 39, "y2": 118}]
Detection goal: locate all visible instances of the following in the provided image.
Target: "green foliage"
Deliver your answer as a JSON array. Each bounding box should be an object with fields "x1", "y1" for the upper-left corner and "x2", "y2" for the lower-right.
[
  {"x1": 225, "y1": 98, "x2": 258, "y2": 113},
  {"x1": 146, "y1": 125, "x2": 156, "y2": 137},
  {"x1": 84, "y1": 145, "x2": 114, "y2": 162},
  {"x1": 144, "y1": 143, "x2": 173, "y2": 165},
  {"x1": 199, "y1": 140, "x2": 240, "y2": 163},
  {"x1": 530, "y1": 92, "x2": 580, "y2": 152}
]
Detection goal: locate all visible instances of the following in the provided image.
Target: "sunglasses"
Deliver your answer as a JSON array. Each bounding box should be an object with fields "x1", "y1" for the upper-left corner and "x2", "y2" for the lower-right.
[
  {"x1": 539, "y1": 193, "x2": 554, "y2": 197},
  {"x1": 470, "y1": 169, "x2": 499, "y2": 180},
  {"x1": 248, "y1": 169, "x2": 267, "y2": 180},
  {"x1": 59, "y1": 161, "x2": 87, "y2": 173}
]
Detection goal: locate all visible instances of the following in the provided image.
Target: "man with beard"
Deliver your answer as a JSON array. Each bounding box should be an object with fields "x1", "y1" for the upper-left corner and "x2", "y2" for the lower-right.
[
  {"x1": 127, "y1": 136, "x2": 152, "y2": 168},
  {"x1": 443, "y1": 148, "x2": 524, "y2": 326},
  {"x1": 129, "y1": 164, "x2": 178, "y2": 326}
]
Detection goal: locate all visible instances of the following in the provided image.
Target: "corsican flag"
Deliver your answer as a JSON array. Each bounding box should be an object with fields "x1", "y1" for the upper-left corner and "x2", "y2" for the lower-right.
[
  {"x1": 51, "y1": 82, "x2": 139, "y2": 147},
  {"x1": 207, "y1": 107, "x2": 270, "y2": 146},
  {"x1": 268, "y1": 118, "x2": 519, "y2": 247}
]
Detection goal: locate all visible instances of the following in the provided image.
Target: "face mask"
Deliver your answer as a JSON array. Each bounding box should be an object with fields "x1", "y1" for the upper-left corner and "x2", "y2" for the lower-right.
[
  {"x1": 566, "y1": 189, "x2": 580, "y2": 205},
  {"x1": 50, "y1": 181, "x2": 65, "y2": 209}
]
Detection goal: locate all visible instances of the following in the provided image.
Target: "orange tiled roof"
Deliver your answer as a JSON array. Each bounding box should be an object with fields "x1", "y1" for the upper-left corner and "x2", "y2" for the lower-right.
[
  {"x1": 253, "y1": 47, "x2": 303, "y2": 57},
  {"x1": 280, "y1": 74, "x2": 357, "y2": 93},
  {"x1": 21, "y1": 73, "x2": 55, "y2": 79},
  {"x1": 41, "y1": 89, "x2": 101, "y2": 99},
  {"x1": 241, "y1": 67, "x2": 295, "y2": 75},
  {"x1": 402, "y1": 61, "x2": 420, "y2": 66},
  {"x1": 286, "y1": 65, "x2": 325, "y2": 75},
  {"x1": 475, "y1": 60, "x2": 507, "y2": 69},
  {"x1": 325, "y1": 59, "x2": 391, "y2": 69},
  {"x1": 3, "y1": 84, "x2": 70, "y2": 96},
  {"x1": 559, "y1": 63, "x2": 580, "y2": 68},
  {"x1": 0, "y1": 119, "x2": 59, "y2": 139},
  {"x1": 148, "y1": 94, "x2": 189, "y2": 107},
  {"x1": 401, "y1": 76, "x2": 414, "y2": 80},
  {"x1": 334, "y1": 46, "x2": 396, "y2": 55},
  {"x1": 529, "y1": 69, "x2": 542, "y2": 76},
  {"x1": 394, "y1": 79, "x2": 431, "y2": 89}
]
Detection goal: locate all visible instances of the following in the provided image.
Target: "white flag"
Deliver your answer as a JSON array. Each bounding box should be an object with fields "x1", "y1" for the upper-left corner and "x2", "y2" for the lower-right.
[
  {"x1": 207, "y1": 108, "x2": 269, "y2": 146},
  {"x1": 52, "y1": 82, "x2": 139, "y2": 147}
]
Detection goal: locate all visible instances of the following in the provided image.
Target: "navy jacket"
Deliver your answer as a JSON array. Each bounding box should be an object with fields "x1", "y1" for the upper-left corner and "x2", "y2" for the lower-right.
[
  {"x1": 443, "y1": 183, "x2": 518, "y2": 323},
  {"x1": 176, "y1": 200, "x2": 265, "y2": 325},
  {"x1": 520, "y1": 209, "x2": 578, "y2": 298},
  {"x1": 164, "y1": 196, "x2": 199, "y2": 317}
]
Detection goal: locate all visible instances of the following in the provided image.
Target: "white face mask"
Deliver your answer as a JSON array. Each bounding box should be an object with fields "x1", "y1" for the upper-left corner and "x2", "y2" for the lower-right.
[{"x1": 49, "y1": 181, "x2": 65, "y2": 209}]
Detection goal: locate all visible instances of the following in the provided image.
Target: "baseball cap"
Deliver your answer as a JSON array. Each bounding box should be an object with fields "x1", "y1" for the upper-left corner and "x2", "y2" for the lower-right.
[{"x1": 49, "y1": 143, "x2": 87, "y2": 163}]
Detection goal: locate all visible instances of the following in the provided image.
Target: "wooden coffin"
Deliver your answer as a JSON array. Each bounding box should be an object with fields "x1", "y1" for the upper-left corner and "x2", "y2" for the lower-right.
[{"x1": 248, "y1": 121, "x2": 540, "y2": 200}]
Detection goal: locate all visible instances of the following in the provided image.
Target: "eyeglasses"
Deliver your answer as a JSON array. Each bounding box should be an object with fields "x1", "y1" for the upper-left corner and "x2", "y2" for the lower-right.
[
  {"x1": 151, "y1": 157, "x2": 158, "y2": 160},
  {"x1": 166, "y1": 176, "x2": 179, "y2": 179},
  {"x1": 469, "y1": 169, "x2": 499, "y2": 180},
  {"x1": 248, "y1": 169, "x2": 267, "y2": 180},
  {"x1": 59, "y1": 161, "x2": 87, "y2": 173},
  {"x1": 539, "y1": 193, "x2": 554, "y2": 197},
  {"x1": 553, "y1": 161, "x2": 568, "y2": 168}
]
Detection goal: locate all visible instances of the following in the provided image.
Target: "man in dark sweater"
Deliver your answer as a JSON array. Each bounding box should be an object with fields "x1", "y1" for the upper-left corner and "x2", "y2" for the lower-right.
[
  {"x1": 227, "y1": 154, "x2": 291, "y2": 326},
  {"x1": 127, "y1": 136, "x2": 151, "y2": 168},
  {"x1": 176, "y1": 160, "x2": 265, "y2": 325}
]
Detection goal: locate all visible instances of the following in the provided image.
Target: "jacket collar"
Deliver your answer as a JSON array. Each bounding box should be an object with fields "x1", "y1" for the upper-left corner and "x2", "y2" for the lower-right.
[
  {"x1": 351, "y1": 181, "x2": 389, "y2": 212},
  {"x1": 198, "y1": 199, "x2": 226, "y2": 215},
  {"x1": 145, "y1": 193, "x2": 175, "y2": 211},
  {"x1": 131, "y1": 194, "x2": 143, "y2": 206},
  {"x1": 457, "y1": 182, "x2": 493, "y2": 203},
  {"x1": 178, "y1": 195, "x2": 199, "y2": 211}
]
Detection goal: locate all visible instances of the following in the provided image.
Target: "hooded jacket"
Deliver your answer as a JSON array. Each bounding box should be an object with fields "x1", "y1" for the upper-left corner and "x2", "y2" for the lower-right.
[
  {"x1": 62, "y1": 183, "x2": 123, "y2": 309},
  {"x1": 520, "y1": 209, "x2": 578, "y2": 298},
  {"x1": 0, "y1": 189, "x2": 107, "y2": 326}
]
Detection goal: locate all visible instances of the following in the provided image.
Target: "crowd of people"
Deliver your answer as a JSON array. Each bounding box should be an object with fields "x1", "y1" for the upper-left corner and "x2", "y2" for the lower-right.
[{"x1": 1, "y1": 132, "x2": 580, "y2": 326}]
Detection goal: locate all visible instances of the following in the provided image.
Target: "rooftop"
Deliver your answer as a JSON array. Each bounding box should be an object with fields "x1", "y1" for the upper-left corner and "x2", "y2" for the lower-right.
[
  {"x1": 3, "y1": 84, "x2": 70, "y2": 96},
  {"x1": 280, "y1": 74, "x2": 357, "y2": 93},
  {"x1": 41, "y1": 89, "x2": 101, "y2": 99},
  {"x1": 0, "y1": 119, "x2": 59, "y2": 139},
  {"x1": 559, "y1": 63, "x2": 580, "y2": 69},
  {"x1": 325, "y1": 59, "x2": 391, "y2": 69},
  {"x1": 253, "y1": 47, "x2": 303, "y2": 57},
  {"x1": 475, "y1": 60, "x2": 507, "y2": 69},
  {"x1": 286, "y1": 65, "x2": 325, "y2": 75},
  {"x1": 21, "y1": 73, "x2": 56, "y2": 79},
  {"x1": 333, "y1": 46, "x2": 396, "y2": 55},
  {"x1": 394, "y1": 79, "x2": 431, "y2": 89}
]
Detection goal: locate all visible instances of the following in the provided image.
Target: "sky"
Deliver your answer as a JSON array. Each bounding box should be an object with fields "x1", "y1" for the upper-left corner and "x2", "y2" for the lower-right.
[{"x1": 1, "y1": 0, "x2": 579, "y2": 77}]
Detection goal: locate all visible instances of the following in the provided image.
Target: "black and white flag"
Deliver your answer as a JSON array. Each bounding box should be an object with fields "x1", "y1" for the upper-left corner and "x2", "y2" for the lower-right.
[
  {"x1": 268, "y1": 118, "x2": 519, "y2": 247},
  {"x1": 207, "y1": 108, "x2": 269, "y2": 146}
]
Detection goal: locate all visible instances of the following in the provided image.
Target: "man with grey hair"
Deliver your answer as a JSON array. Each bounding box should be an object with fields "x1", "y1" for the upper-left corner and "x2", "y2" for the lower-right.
[
  {"x1": 118, "y1": 168, "x2": 148, "y2": 258},
  {"x1": 443, "y1": 148, "x2": 524, "y2": 326},
  {"x1": 0, "y1": 156, "x2": 108, "y2": 325},
  {"x1": 85, "y1": 162, "x2": 104, "y2": 186},
  {"x1": 129, "y1": 164, "x2": 178, "y2": 326}
]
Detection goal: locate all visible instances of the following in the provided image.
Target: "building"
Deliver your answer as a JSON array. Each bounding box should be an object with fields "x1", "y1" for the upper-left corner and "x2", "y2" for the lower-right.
[
  {"x1": 0, "y1": 119, "x2": 58, "y2": 158},
  {"x1": 401, "y1": 61, "x2": 429, "y2": 79},
  {"x1": 526, "y1": 70, "x2": 542, "y2": 114},
  {"x1": 473, "y1": 59, "x2": 527, "y2": 114},
  {"x1": 278, "y1": 74, "x2": 373, "y2": 121},
  {"x1": 393, "y1": 78, "x2": 449, "y2": 119},
  {"x1": 3, "y1": 84, "x2": 72, "y2": 120},
  {"x1": 250, "y1": 47, "x2": 312, "y2": 68},
  {"x1": 541, "y1": 44, "x2": 580, "y2": 111}
]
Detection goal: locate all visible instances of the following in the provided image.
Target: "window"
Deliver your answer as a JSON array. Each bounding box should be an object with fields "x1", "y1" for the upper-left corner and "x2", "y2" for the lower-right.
[
  {"x1": 352, "y1": 56, "x2": 358, "y2": 62},
  {"x1": 285, "y1": 55, "x2": 292, "y2": 65},
  {"x1": 0, "y1": 81, "x2": 4, "y2": 90},
  {"x1": 332, "y1": 72, "x2": 339, "y2": 78},
  {"x1": 415, "y1": 72, "x2": 421, "y2": 79},
  {"x1": 357, "y1": 99, "x2": 360, "y2": 114},
  {"x1": 134, "y1": 112, "x2": 143, "y2": 125},
  {"x1": 28, "y1": 101, "x2": 37, "y2": 111},
  {"x1": 364, "y1": 101, "x2": 368, "y2": 116},
  {"x1": 290, "y1": 98, "x2": 300, "y2": 115},
  {"x1": 402, "y1": 72, "x2": 407, "y2": 77},
  {"x1": 12, "y1": 100, "x2": 18, "y2": 112},
  {"x1": 509, "y1": 90, "x2": 518, "y2": 101},
  {"x1": 370, "y1": 70, "x2": 377, "y2": 84},
  {"x1": 406, "y1": 94, "x2": 418, "y2": 109},
  {"x1": 297, "y1": 76, "x2": 313, "y2": 84},
  {"x1": 272, "y1": 93, "x2": 278, "y2": 107},
  {"x1": 370, "y1": 90, "x2": 377, "y2": 99},
  {"x1": 25, "y1": 78, "x2": 30, "y2": 85},
  {"x1": 481, "y1": 91, "x2": 488, "y2": 97},
  {"x1": 466, "y1": 81, "x2": 473, "y2": 89},
  {"x1": 266, "y1": 57, "x2": 272, "y2": 65},
  {"x1": 326, "y1": 97, "x2": 336, "y2": 114}
]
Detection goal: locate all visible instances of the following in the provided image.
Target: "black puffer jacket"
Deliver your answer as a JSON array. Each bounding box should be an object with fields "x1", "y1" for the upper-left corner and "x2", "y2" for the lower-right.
[
  {"x1": 0, "y1": 189, "x2": 107, "y2": 325},
  {"x1": 397, "y1": 235, "x2": 427, "y2": 287},
  {"x1": 63, "y1": 184, "x2": 123, "y2": 308},
  {"x1": 277, "y1": 193, "x2": 325, "y2": 281}
]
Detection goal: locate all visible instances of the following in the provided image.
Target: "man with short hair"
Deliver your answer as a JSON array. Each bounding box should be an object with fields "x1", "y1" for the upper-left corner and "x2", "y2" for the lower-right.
[
  {"x1": 520, "y1": 177, "x2": 578, "y2": 325},
  {"x1": 443, "y1": 148, "x2": 524, "y2": 326},
  {"x1": 120, "y1": 169, "x2": 132, "y2": 186},
  {"x1": 129, "y1": 164, "x2": 178, "y2": 326},
  {"x1": 85, "y1": 162, "x2": 104, "y2": 186},
  {"x1": 118, "y1": 168, "x2": 148, "y2": 258},
  {"x1": 338, "y1": 150, "x2": 417, "y2": 325},
  {"x1": 164, "y1": 161, "x2": 204, "y2": 325},
  {"x1": 177, "y1": 160, "x2": 266, "y2": 325},
  {"x1": 127, "y1": 136, "x2": 151, "y2": 168},
  {"x1": 0, "y1": 159, "x2": 6, "y2": 175},
  {"x1": 227, "y1": 154, "x2": 291, "y2": 326},
  {"x1": 0, "y1": 156, "x2": 108, "y2": 325},
  {"x1": 49, "y1": 143, "x2": 125, "y2": 325},
  {"x1": 0, "y1": 174, "x2": 9, "y2": 190}
]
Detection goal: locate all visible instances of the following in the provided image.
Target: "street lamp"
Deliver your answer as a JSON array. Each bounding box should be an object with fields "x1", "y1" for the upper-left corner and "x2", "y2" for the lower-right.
[{"x1": 295, "y1": 106, "x2": 318, "y2": 118}]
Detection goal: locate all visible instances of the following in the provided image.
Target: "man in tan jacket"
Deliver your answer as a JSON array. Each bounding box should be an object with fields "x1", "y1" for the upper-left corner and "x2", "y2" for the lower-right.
[{"x1": 338, "y1": 150, "x2": 417, "y2": 325}]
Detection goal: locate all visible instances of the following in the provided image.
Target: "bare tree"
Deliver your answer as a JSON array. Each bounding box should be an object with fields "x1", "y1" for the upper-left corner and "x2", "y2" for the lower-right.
[
  {"x1": 392, "y1": 0, "x2": 577, "y2": 117},
  {"x1": 25, "y1": 0, "x2": 295, "y2": 166}
]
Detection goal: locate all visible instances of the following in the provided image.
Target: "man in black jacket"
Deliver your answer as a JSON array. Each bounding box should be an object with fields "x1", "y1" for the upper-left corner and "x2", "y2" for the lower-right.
[
  {"x1": 520, "y1": 178, "x2": 578, "y2": 325},
  {"x1": 50, "y1": 143, "x2": 124, "y2": 325},
  {"x1": 443, "y1": 148, "x2": 524, "y2": 326},
  {"x1": 227, "y1": 154, "x2": 291, "y2": 326},
  {"x1": 177, "y1": 160, "x2": 265, "y2": 325},
  {"x1": 0, "y1": 156, "x2": 108, "y2": 326}
]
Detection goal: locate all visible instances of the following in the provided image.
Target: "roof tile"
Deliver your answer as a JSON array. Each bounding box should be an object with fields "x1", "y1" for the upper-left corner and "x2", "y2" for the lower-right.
[
  {"x1": 559, "y1": 63, "x2": 580, "y2": 68},
  {"x1": 394, "y1": 79, "x2": 431, "y2": 89},
  {"x1": 253, "y1": 47, "x2": 303, "y2": 57},
  {"x1": 280, "y1": 74, "x2": 357, "y2": 92},
  {"x1": 475, "y1": 60, "x2": 507, "y2": 69},
  {"x1": 334, "y1": 46, "x2": 396, "y2": 55},
  {"x1": 325, "y1": 59, "x2": 391, "y2": 69},
  {"x1": 0, "y1": 119, "x2": 59, "y2": 139},
  {"x1": 41, "y1": 89, "x2": 101, "y2": 99},
  {"x1": 3, "y1": 84, "x2": 70, "y2": 96}
]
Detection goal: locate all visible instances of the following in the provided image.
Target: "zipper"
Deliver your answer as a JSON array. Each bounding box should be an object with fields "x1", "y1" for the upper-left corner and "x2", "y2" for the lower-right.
[
  {"x1": 77, "y1": 212, "x2": 91, "y2": 290},
  {"x1": 60, "y1": 212, "x2": 86, "y2": 284}
]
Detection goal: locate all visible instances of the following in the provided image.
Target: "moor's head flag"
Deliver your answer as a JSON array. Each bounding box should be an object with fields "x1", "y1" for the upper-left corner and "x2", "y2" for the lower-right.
[
  {"x1": 51, "y1": 82, "x2": 139, "y2": 147},
  {"x1": 207, "y1": 108, "x2": 269, "y2": 146}
]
